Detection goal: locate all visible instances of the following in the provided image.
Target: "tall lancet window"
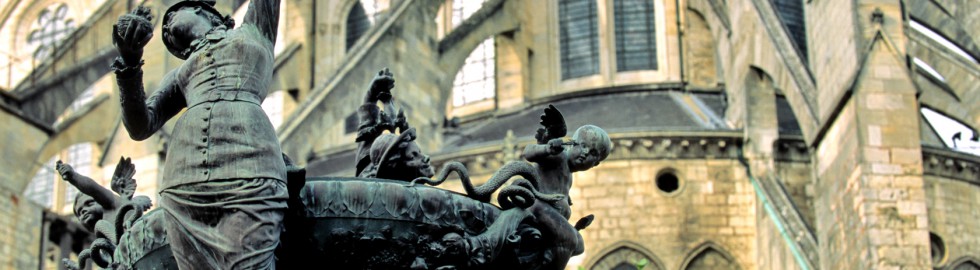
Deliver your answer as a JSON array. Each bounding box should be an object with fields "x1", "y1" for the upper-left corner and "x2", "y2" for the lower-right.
[
  {"x1": 614, "y1": 0, "x2": 658, "y2": 71},
  {"x1": 559, "y1": 0, "x2": 600, "y2": 80},
  {"x1": 346, "y1": 2, "x2": 370, "y2": 50}
]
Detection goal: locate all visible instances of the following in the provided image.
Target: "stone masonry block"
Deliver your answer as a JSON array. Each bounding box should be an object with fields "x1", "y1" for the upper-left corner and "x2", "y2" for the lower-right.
[
  {"x1": 865, "y1": 93, "x2": 907, "y2": 110},
  {"x1": 893, "y1": 176, "x2": 924, "y2": 188},
  {"x1": 890, "y1": 148, "x2": 920, "y2": 165},
  {"x1": 864, "y1": 147, "x2": 890, "y2": 163},
  {"x1": 869, "y1": 229, "x2": 897, "y2": 245},
  {"x1": 878, "y1": 188, "x2": 906, "y2": 201},
  {"x1": 871, "y1": 163, "x2": 903, "y2": 175},
  {"x1": 900, "y1": 229, "x2": 929, "y2": 246},
  {"x1": 897, "y1": 201, "x2": 927, "y2": 215},
  {"x1": 864, "y1": 126, "x2": 882, "y2": 147}
]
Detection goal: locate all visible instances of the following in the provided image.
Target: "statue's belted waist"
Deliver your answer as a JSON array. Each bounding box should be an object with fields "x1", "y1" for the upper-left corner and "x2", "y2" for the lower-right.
[{"x1": 187, "y1": 90, "x2": 262, "y2": 109}]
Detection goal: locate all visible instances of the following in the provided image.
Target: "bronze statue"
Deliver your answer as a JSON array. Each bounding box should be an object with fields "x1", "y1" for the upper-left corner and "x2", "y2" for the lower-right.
[
  {"x1": 110, "y1": 0, "x2": 287, "y2": 268},
  {"x1": 355, "y1": 68, "x2": 435, "y2": 180},
  {"x1": 58, "y1": 157, "x2": 152, "y2": 269},
  {"x1": 414, "y1": 105, "x2": 611, "y2": 268}
]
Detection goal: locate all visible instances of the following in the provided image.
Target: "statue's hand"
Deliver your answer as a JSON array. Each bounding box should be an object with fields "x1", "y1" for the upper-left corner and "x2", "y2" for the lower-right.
[
  {"x1": 548, "y1": 138, "x2": 565, "y2": 155},
  {"x1": 113, "y1": 6, "x2": 154, "y2": 65},
  {"x1": 370, "y1": 68, "x2": 395, "y2": 102},
  {"x1": 56, "y1": 160, "x2": 74, "y2": 182},
  {"x1": 394, "y1": 109, "x2": 410, "y2": 132}
]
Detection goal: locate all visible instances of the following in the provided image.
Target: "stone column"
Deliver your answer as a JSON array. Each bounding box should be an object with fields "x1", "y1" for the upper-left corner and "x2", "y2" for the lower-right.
[{"x1": 812, "y1": 12, "x2": 931, "y2": 268}]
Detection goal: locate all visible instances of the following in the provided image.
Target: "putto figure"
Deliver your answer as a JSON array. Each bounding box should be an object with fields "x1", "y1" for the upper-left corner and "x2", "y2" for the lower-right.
[
  {"x1": 110, "y1": 0, "x2": 287, "y2": 268},
  {"x1": 354, "y1": 68, "x2": 435, "y2": 180},
  {"x1": 417, "y1": 105, "x2": 611, "y2": 267},
  {"x1": 58, "y1": 157, "x2": 152, "y2": 269},
  {"x1": 522, "y1": 105, "x2": 612, "y2": 218}
]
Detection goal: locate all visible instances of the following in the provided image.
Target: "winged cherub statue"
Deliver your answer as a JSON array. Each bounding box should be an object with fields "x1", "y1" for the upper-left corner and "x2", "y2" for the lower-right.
[{"x1": 58, "y1": 156, "x2": 152, "y2": 269}]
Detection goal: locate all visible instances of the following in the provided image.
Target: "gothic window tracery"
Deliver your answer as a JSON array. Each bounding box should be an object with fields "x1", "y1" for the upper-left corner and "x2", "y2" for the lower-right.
[{"x1": 27, "y1": 3, "x2": 75, "y2": 61}]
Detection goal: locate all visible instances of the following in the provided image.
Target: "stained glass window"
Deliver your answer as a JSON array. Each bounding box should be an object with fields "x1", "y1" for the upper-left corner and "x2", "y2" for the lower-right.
[{"x1": 559, "y1": 0, "x2": 599, "y2": 79}]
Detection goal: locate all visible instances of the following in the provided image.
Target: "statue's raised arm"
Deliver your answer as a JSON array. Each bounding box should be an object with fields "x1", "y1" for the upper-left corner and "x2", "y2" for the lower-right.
[{"x1": 243, "y1": 0, "x2": 281, "y2": 42}]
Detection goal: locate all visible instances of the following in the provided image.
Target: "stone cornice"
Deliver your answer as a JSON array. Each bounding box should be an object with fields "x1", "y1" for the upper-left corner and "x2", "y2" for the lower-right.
[
  {"x1": 431, "y1": 131, "x2": 744, "y2": 176},
  {"x1": 774, "y1": 136, "x2": 811, "y2": 163},
  {"x1": 921, "y1": 146, "x2": 980, "y2": 185}
]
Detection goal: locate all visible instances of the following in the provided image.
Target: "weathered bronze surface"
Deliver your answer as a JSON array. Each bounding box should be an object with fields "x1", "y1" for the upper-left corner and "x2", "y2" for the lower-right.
[{"x1": 62, "y1": 1, "x2": 609, "y2": 268}]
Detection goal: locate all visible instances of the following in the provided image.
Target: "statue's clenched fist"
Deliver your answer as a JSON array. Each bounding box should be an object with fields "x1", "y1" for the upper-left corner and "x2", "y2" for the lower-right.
[
  {"x1": 113, "y1": 6, "x2": 154, "y2": 65},
  {"x1": 56, "y1": 160, "x2": 74, "y2": 183},
  {"x1": 370, "y1": 68, "x2": 396, "y2": 102}
]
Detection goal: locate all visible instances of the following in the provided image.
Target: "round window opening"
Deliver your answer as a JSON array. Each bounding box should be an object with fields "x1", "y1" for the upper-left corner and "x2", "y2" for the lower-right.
[
  {"x1": 656, "y1": 171, "x2": 680, "y2": 194},
  {"x1": 930, "y1": 232, "x2": 946, "y2": 266}
]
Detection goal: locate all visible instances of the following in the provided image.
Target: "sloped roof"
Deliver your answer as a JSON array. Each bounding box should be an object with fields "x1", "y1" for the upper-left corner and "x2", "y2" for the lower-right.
[{"x1": 443, "y1": 91, "x2": 731, "y2": 149}]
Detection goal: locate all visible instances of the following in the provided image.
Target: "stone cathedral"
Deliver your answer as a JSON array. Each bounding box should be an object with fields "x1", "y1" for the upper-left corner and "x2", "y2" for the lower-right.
[{"x1": 0, "y1": 0, "x2": 977, "y2": 269}]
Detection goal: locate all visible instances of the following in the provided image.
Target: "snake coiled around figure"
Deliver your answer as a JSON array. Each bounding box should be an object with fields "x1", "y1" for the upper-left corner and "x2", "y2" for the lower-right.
[{"x1": 411, "y1": 161, "x2": 565, "y2": 209}]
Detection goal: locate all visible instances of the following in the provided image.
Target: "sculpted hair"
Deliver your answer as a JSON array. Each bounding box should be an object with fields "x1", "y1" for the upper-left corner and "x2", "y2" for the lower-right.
[{"x1": 574, "y1": 125, "x2": 612, "y2": 160}]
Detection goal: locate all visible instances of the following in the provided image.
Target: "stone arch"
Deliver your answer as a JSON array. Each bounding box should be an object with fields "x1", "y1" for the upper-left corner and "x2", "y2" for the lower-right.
[
  {"x1": 679, "y1": 242, "x2": 741, "y2": 270},
  {"x1": 19, "y1": 91, "x2": 118, "y2": 192},
  {"x1": 683, "y1": 8, "x2": 721, "y2": 89},
  {"x1": 435, "y1": 0, "x2": 520, "y2": 113},
  {"x1": 346, "y1": 1, "x2": 371, "y2": 50},
  {"x1": 585, "y1": 241, "x2": 665, "y2": 270},
  {"x1": 948, "y1": 256, "x2": 980, "y2": 270}
]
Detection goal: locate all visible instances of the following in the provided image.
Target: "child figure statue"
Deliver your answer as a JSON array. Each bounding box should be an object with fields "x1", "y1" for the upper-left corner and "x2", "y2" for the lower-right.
[
  {"x1": 354, "y1": 68, "x2": 434, "y2": 181},
  {"x1": 57, "y1": 157, "x2": 152, "y2": 269},
  {"x1": 415, "y1": 105, "x2": 612, "y2": 268}
]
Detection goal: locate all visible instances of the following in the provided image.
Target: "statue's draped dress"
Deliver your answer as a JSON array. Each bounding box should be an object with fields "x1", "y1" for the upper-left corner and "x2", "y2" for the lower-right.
[{"x1": 114, "y1": 1, "x2": 286, "y2": 268}]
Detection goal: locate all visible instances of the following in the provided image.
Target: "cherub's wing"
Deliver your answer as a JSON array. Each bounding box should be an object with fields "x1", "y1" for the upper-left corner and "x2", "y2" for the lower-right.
[
  {"x1": 110, "y1": 157, "x2": 137, "y2": 199},
  {"x1": 534, "y1": 104, "x2": 567, "y2": 144}
]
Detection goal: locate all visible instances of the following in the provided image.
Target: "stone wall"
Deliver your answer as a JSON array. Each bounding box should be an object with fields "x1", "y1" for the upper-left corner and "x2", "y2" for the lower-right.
[
  {"x1": 924, "y1": 175, "x2": 980, "y2": 268},
  {"x1": 0, "y1": 187, "x2": 42, "y2": 270},
  {"x1": 573, "y1": 159, "x2": 756, "y2": 270}
]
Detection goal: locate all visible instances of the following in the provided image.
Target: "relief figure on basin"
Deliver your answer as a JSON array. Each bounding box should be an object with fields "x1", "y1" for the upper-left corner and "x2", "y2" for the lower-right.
[{"x1": 110, "y1": 0, "x2": 287, "y2": 268}]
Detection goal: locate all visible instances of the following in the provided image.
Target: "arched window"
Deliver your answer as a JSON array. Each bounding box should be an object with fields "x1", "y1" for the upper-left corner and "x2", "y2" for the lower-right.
[
  {"x1": 771, "y1": 0, "x2": 807, "y2": 62},
  {"x1": 25, "y1": 158, "x2": 58, "y2": 208},
  {"x1": 346, "y1": 1, "x2": 389, "y2": 50},
  {"x1": 614, "y1": 0, "x2": 657, "y2": 71},
  {"x1": 27, "y1": 3, "x2": 75, "y2": 61},
  {"x1": 452, "y1": 38, "x2": 495, "y2": 107},
  {"x1": 559, "y1": 0, "x2": 599, "y2": 80},
  {"x1": 681, "y1": 243, "x2": 741, "y2": 270},
  {"x1": 360, "y1": 0, "x2": 388, "y2": 22},
  {"x1": 590, "y1": 246, "x2": 663, "y2": 270},
  {"x1": 450, "y1": 0, "x2": 484, "y2": 27},
  {"x1": 346, "y1": 2, "x2": 370, "y2": 50},
  {"x1": 62, "y1": 144, "x2": 92, "y2": 208}
]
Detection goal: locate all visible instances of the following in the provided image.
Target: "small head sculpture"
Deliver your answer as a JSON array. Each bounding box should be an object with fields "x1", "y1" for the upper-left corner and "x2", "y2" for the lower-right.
[
  {"x1": 162, "y1": 0, "x2": 234, "y2": 59},
  {"x1": 567, "y1": 125, "x2": 612, "y2": 172},
  {"x1": 369, "y1": 128, "x2": 435, "y2": 180},
  {"x1": 73, "y1": 193, "x2": 103, "y2": 231}
]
